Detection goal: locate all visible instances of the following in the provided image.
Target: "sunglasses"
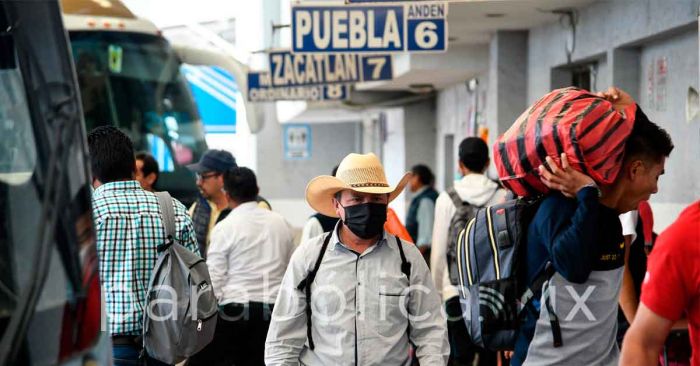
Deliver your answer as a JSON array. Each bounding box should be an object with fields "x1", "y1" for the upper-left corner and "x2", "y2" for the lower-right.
[{"x1": 196, "y1": 172, "x2": 220, "y2": 181}]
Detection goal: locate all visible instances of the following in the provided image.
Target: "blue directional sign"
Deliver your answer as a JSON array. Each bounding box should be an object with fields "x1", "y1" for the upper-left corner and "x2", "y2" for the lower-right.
[
  {"x1": 291, "y1": 2, "x2": 448, "y2": 53},
  {"x1": 269, "y1": 50, "x2": 392, "y2": 87},
  {"x1": 247, "y1": 71, "x2": 349, "y2": 102}
]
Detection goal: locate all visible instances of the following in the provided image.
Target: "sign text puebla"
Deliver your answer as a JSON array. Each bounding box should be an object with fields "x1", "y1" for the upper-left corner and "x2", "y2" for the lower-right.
[
  {"x1": 247, "y1": 71, "x2": 349, "y2": 102},
  {"x1": 292, "y1": 2, "x2": 447, "y2": 53},
  {"x1": 269, "y1": 50, "x2": 392, "y2": 87}
]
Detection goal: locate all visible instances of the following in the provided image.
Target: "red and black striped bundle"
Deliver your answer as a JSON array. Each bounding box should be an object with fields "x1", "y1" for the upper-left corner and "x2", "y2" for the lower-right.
[{"x1": 494, "y1": 87, "x2": 637, "y2": 197}]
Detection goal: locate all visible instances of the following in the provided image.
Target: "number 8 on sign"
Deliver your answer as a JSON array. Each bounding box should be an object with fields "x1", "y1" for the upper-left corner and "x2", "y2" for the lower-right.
[{"x1": 325, "y1": 85, "x2": 344, "y2": 100}]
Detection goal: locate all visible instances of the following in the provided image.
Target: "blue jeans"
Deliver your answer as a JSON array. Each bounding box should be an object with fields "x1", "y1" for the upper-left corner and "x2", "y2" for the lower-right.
[{"x1": 113, "y1": 344, "x2": 170, "y2": 366}]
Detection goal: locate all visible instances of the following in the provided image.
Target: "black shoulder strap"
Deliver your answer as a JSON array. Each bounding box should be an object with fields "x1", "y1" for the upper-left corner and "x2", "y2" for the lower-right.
[
  {"x1": 519, "y1": 262, "x2": 555, "y2": 313},
  {"x1": 447, "y1": 187, "x2": 464, "y2": 208},
  {"x1": 519, "y1": 262, "x2": 561, "y2": 347},
  {"x1": 394, "y1": 235, "x2": 416, "y2": 345},
  {"x1": 394, "y1": 235, "x2": 411, "y2": 280},
  {"x1": 296, "y1": 233, "x2": 332, "y2": 351}
]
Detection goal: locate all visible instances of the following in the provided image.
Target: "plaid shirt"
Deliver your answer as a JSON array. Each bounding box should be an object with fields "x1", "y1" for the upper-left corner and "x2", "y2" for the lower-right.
[{"x1": 92, "y1": 181, "x2": 199, "y2": 335}]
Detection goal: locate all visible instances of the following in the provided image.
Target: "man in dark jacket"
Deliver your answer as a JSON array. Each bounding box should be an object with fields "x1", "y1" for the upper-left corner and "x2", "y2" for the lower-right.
[{"x1": 406, "y1": 164, "x2": 438, "y2": 264}]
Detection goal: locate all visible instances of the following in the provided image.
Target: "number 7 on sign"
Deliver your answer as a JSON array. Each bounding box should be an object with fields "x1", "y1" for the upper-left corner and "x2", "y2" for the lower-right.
[
  {"x1": 367, "y1": 57, "x2": 386, "y2": 80},
  {"x1": 361, "y1": 55, "x2": 392, "y2": 82}
]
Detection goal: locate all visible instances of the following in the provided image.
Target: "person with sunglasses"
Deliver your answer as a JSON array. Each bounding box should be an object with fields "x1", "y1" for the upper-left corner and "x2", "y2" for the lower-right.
[{"x1": 187, "y1": 149, "x2": 239, "y2": 258}]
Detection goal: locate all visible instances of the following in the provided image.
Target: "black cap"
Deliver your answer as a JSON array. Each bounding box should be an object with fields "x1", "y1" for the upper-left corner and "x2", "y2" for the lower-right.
[{"x1": 186, "y1": 149, "x2": 237, "y2": 173}]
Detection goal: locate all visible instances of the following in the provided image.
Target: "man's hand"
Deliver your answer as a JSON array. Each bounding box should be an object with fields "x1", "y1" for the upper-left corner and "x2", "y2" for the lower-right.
[
  {"x1": 595, "y1": 86, "x2": 635, "y2": 112},
  {"x1": 538, "y1": 153, "x2": 596, "y2": 198}
]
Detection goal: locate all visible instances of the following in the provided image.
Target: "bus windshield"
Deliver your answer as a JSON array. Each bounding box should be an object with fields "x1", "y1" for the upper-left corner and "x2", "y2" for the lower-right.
[{"x1": 69, "y1": 31, "x2": 206, "y2": 203}]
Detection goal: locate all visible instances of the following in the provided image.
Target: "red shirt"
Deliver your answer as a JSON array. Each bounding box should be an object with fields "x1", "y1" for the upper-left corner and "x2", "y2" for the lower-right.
[{"x1": 641, "y1": 201, "x2": 700, "y2": 365}]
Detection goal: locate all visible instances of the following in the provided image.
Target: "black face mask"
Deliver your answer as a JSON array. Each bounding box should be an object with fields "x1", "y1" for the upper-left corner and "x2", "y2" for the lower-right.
[{"x1": 341, "y1": 202, "x2": 387, "y2": 239}]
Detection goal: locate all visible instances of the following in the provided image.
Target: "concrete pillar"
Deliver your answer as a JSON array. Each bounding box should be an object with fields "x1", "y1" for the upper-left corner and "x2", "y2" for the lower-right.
[
  {"x1": 488, "y1": 31, "x2": 529, "y2": 135},
  {"x1": 611, "y1": 47, "x2": 641, "y2": 101},
  {"x1": 404, "y1": 98, "x2": 437, "y2": 170}
]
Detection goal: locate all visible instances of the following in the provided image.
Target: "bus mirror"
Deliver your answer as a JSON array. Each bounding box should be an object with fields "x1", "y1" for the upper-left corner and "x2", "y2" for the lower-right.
[{"x1": 0, "y1": 33, "x2": 16, "y2": 69}]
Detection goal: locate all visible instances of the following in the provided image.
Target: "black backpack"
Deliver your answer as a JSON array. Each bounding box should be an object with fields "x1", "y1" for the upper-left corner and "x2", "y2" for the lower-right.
[
  {"x1": 446, "y1": 188, "x2": 481, "y2": 286},
  {"x1": 456, "y1": 196, "x2": 561, "y2": 351},
  {"x1": 296, "y1": 233, "x2": 411, "y2": 350}
]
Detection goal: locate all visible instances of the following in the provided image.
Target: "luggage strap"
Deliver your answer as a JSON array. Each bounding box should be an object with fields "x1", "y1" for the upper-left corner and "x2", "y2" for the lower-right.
[
  {"x1": 518, "y1": 262, "x2": 562, "y2": 348},
  {"x1": 155, "y1": 191, "x2": 175, "y2": 250},
  {"x1": 447, "y1": 187, "x2": 465, "y2": 208},
  {"x1": 296, "y1": 233, "x2": 332, "y2": 351},
  {"x1": 297, "y1": 233, "x2": 411, "y2": 350}
]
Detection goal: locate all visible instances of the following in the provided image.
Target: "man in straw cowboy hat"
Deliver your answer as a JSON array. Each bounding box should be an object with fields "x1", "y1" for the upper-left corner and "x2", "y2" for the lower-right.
[{"x1": 265, "y1": 153, "x2": 449, "y2": 365}]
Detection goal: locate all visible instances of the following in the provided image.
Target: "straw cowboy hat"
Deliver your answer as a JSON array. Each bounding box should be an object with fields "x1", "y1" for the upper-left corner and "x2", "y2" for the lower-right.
[{"x1": 306, "y1": 153, "x2": 410, "y2": 218}]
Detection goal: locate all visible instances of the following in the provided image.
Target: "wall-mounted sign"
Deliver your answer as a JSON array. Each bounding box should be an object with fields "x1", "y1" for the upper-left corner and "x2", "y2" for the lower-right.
[
  {"x1": 291, "y1": 2, "x2": 447, "y2": 53},
  {"x1": 269, "y1": 50, "x2": 393, "y2": 87},
  {"x1": 284, "y1": 124, "x2": 312, "y2": 160},
  {"x1": 247, "y1": 72, "x2": 349, "y2": 102}
]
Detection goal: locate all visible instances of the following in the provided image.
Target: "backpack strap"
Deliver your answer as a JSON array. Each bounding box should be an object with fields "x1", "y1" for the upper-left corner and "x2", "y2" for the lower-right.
[
  {"x1": 296, "y1": 233, "x2": 332, "y2": 351},
  {"x1": 155, "y1": 192, "x2": 176, "y2": 249},
  {"x1": 394, "y1": 235, "x2": 411, "y2": 280},
  {"x1": 543, "y1": 280, "x2": 563, "y2": 348},
  {"x1": 447, "y1": 187, "x2": 464, "y2": 208},
  {"x1": 518, "y1": 262, "x2": 561, "y2": 348},
  {"x1": 394, "y1": 235, "x2": 414, "y2": 344}
]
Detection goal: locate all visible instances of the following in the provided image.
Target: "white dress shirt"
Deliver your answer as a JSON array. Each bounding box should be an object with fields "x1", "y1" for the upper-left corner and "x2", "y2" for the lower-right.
[
  {"x1": 265, "y1": 225, "x2": 449, "y2": 366},
  {"x1": 206, "y1": 201, "x2": 295, "y2": 305},
  {"x1": 300, "y1": 216, "x2": 324, "y2": 245}
]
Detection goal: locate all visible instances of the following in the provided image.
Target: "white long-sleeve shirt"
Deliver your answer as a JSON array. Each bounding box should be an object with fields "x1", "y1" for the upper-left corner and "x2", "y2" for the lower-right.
[
  {"x1": 430, "y1": 174, "x2": 506, "y2": 301},
  {"x1": 300, "y1": 216, "x2": 324, "y2": 245},
  {"x1": 206, "y1": 201, "x2": 295, "y2": 305},
  {"x1": 265, "y1": 226, "x2": 450, "y2": 365}
]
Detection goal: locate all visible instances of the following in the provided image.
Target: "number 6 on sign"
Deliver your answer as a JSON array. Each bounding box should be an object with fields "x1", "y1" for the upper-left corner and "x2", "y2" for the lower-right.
[
  {"x1": 415, "y1": 21, "x2": 438, "y2": 49},
  {"x1": 407, "y1": 18, "x2": 446, "y2": 52}
]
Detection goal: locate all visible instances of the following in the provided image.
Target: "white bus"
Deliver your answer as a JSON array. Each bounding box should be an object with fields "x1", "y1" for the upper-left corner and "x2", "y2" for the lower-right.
[{"x1": 61, "y1": 0, "x2": 254, "y2": 205}]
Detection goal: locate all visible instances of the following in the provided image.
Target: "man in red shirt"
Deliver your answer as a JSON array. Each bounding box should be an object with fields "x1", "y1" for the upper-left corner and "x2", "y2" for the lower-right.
[{"x1": 620, "y1": 201, "x2": 700, "y2": 365}]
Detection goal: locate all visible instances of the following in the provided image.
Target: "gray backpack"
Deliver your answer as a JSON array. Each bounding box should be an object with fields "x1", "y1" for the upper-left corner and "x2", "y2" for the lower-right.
[
  {"x1": 142, "y1": 192, "x2": 218, "y2": 364},
  {"x1": 446, "y1": 188, "x2": 479, "y2": 286}
]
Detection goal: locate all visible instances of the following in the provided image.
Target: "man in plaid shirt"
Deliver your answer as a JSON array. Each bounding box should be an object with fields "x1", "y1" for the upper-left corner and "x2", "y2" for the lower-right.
[{"x1": 88, "y1": 126, "x2": 199, "y2": 365}]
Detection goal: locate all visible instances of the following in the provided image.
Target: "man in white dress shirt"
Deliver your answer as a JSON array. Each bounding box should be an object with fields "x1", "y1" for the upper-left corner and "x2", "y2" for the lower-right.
[{"x1": 188, "y1": 167, "x2": 295, "y2": 366}]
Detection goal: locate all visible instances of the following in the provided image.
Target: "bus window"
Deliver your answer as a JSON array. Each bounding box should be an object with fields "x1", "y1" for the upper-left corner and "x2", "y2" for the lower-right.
[{"x1": 70, "y1": 31, "x2": 207, "y2": 203}]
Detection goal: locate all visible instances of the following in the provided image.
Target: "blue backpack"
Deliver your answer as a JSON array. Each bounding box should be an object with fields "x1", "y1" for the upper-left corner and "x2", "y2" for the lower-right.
[{"x1": 457, "y1": 197, "x2": 561, "y2": 351}]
